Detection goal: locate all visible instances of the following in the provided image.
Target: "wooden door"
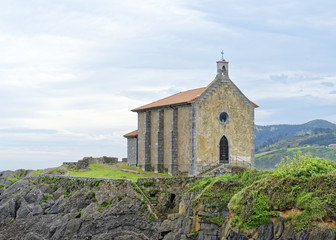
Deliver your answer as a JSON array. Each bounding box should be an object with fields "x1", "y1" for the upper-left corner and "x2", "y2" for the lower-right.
[{"x1": 219, "y1": 136, "x2": 229, "y2": 163}]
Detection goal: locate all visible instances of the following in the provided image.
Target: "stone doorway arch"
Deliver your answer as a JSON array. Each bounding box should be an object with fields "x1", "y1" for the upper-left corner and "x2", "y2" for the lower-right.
[{"x1": 219, "y1": 135, "x2": 229, "y2": 163}]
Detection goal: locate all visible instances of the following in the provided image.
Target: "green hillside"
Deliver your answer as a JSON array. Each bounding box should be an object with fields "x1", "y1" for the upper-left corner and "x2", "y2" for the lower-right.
[
  {"x1": 255, "y1": 146, "x2": 336, "y2": 169},
  {"x1": 255, "y1": 125, "x2": 336, "y2": 169},
  {"x1": 256, "y1": 128, "x2": 336, "y2": 153},
  {"x1": 255, "y1": 119, "x2": 336, "y2": 147}
]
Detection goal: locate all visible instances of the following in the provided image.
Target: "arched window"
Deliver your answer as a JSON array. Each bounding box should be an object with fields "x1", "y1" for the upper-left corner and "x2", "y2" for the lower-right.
[{"x1": 219, "y1": 136, "x2": 229, "y2": 163}]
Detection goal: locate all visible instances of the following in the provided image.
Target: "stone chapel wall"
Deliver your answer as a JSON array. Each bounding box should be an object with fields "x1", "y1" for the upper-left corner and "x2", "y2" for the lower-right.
[
  {"x1": 127, "y1": 137, "x2": 138, "y2": 167},
  {"x1": 177, "y1": 106, "x2": 191, "y2": 174},
  {"x1": 137, "y1": 112, "x2": 145, "y2": 169},
  {"x1": 163, "y1": 108, "x2": 172, "y2": 172},
  {"x1": 150, "y1": 111, "x2": 158, "y2": 171},
  {"x1": 195, "y1": 78, "x2": 253, "y2": 174}
]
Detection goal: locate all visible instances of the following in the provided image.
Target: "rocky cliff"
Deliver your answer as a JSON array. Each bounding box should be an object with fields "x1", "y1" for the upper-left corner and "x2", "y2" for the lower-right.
[{"x1": 0, "y1": 169, "x2": 335, "y2": 240}]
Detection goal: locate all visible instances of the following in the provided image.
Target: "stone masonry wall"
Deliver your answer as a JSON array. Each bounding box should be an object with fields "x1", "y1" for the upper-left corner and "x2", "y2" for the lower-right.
[
  {"x1": 150, "y1": 110, "x2": 157, "y2": 171},
  {"x1": 127, "y1": 137, "x2": 138, "y2": 167},
  {"x1": 143, "y1": 111, "x2": 152, "y2": 171},
  {"x1": 169, "y1": 108, "x2": 178, "y2": 176},
  {"x1": 177, "y1": 105, "x2": 191, "y2": 175},
  {"x1": 163, "y1": 108, "x2": 172, "y2": 172},
  {"x1": 63, "y1": 156, "x2": 118, "y2": 169},
  {"x1": 194, "y1": 75, "x2": 254, "y2": 174},
  {"x1": 137, "y1": 112, "x2": 145, "y2": 168},
  {"x1": 155, "y1": 110, "x2": 164, "y2": 173}
]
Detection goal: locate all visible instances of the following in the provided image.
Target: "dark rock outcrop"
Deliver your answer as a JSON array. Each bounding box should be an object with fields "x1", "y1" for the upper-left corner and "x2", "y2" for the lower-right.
[{"x1": 0, "y1": 174, "x2": 335, "y2": 240}]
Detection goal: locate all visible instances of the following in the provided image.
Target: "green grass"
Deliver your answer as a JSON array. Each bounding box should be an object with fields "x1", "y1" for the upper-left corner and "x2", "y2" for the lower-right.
[
  {"x1": 32, "y1": 170, "x2": 43, "y2": 176},
  {"x1": 117, "y1": 163, "x2": 171, "y2": 178},
  {"x1": 65, "y1": 164, "x2": 170, "y2": 182},
  {"x1": 2, "y1": 172, "x2": 23, "y2": 184},
  {"x1": 48, "y1": 168, "x2": 61, "y2": 174}
]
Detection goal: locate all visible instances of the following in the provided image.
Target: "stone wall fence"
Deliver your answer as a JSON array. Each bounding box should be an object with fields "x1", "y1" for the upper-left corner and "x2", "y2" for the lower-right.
[{"x1": 63, "y1": 156, "x2": 118, "y2": 169}]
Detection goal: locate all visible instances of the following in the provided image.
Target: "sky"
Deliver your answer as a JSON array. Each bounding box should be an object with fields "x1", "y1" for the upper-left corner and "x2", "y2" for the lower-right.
[{"x1": 1, "y1": 0, "x2": 336, "y2": 170}]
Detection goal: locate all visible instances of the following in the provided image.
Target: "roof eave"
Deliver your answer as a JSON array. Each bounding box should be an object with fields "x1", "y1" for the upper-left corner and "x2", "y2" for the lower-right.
[{"x1": 131, "y1": 102, "x2": 192, "y2": 112}]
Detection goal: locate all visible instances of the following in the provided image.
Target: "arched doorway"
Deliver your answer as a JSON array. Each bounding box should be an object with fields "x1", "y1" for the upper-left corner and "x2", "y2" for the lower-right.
[{"x1": 219, "y1": 136, "x2": 229, "y2": 163}]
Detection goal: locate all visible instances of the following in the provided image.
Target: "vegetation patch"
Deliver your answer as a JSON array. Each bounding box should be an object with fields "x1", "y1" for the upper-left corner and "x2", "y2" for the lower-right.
[
  {"x1": 98, "y1": 200, "x2": 112, "y2": 212},
  {"x1": 89, "y1": 179, "x2": 103, "y2": 187},
  {"x1": 3, "y1": 173, "x2": 23, "y2": 184},
  {"x1": 188, "y1": 152, "x2": 336, "y2": 231},
  {"x1": 0, "y1": 184, "x2": 10, "y2": 189},
  {"x1": 148, "y1": 212, "x2": 156, "y2": 221},
  {"x1": 48, "y1": 168, "x2": 62, "y2": 174},
  {"x1": 256, "y1": 146, "x2": 336, "y2": 169},
  {"x1": 32, "y1": 170, "x2": 43, "y2": 176},
  {"x1": 202, "y1": 213, "x2": 226, "y2": 226},
  {"x1": 273, "y1": 152, "x2": 336, "y2": 178},
  {"x1": 41, "y1": 193, "x2": 54, "y2": 203},
  {"x1": 62, "y1": 190, "x2": 70, "y2": 196},
  {"x1": 142, "y1": 180, "x2": 155, "y2": 187}
]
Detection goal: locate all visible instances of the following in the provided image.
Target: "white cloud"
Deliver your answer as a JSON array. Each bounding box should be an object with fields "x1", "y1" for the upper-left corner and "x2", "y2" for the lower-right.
[{"x1": 0, "y1": 0, "x2": 335, "y2": 170}]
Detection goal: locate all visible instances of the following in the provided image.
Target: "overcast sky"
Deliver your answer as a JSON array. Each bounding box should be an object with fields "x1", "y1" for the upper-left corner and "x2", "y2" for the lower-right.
[{"x1": 1, "y1": 0, "x2": 336, "y2": 170}]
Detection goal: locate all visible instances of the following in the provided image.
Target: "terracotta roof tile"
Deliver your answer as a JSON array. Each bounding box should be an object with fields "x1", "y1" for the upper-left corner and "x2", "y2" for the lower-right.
[
  {"x1": 123, "y1": 130, "x2": 138, "y2": 138},
  {"x1": 250, "y1": 101, "x2": 259, "y2": 108},
  {"x1": 132, "y1": 87, "x2": 206, "y2": 111},
  {"x1": 132, "y1": 85, "x2": 259, "y2": 112}
]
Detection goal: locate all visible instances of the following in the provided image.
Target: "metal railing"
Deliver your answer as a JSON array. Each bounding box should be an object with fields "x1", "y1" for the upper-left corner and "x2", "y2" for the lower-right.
[
  {"x1": 199, "y1": 157, "x2": 254, "y2": 176},
  {"x1": 227, "y1": 156, "x2": 253, "y2": 169}
]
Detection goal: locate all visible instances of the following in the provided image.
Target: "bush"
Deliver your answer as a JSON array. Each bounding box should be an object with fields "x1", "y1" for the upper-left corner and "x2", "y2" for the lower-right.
[
  {"x1": 273, "y1": 152, "x2": 336, "y2": 178},
  {"x1": 62, "y1": 190, "x2": 70, "y2": 196},
  {"x1": 243, "y1": 191, "x2": 278, "y2": 228},
  {"x1": 142, "y1": 180, "x2": 154, "y2": 187}
]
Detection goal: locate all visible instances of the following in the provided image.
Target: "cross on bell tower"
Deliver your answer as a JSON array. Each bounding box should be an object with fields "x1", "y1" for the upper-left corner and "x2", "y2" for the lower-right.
[
  {"x1": 217, "y1": 50, "x2": 229, "y2": 77},
  {"x1": 221, "y1": 50, "x2": 225, "y2": 61}
]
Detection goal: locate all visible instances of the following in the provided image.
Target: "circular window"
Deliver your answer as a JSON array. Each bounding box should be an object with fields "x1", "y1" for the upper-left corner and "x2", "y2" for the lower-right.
[{"x1": 219, "y1": 111, "x2": 229, "y2": 124}]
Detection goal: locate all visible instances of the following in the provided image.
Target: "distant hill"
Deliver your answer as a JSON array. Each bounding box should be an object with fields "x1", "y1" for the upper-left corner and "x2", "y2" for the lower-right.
[
  {"x1": 255, "y1": 146, "x2": 336, "y2": 169},
  {"x1": 255, "y1": 119, "x2": 336, "y2": 147},
  {"x1": 254, "y1": 119, "x2": 336, "y2": 169},
  {"x1": 256, "y1": 128, "x2": 336, "y2": 153}
]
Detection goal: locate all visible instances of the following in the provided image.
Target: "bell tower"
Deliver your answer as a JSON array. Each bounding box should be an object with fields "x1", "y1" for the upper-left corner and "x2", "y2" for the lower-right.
[{"x1": 217, "y1": 50, "x2": 229, "y2": 77}]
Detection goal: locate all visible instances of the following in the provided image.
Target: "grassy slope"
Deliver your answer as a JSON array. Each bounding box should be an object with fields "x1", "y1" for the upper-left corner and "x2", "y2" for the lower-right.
[
  {"x1": 255, "y1": 146, "x2": 336, "y2": 169},
  {"x1": 65, "y1": 163, "x2": 171, "y2": 181}
]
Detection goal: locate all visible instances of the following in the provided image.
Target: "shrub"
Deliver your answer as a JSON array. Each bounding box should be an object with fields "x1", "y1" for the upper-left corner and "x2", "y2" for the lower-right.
[
  {"x1": 41, "y1": 193, "x2": 54, "y2": 203},
  {"x1": 130, "y1": 182, "x2": 141, "y2": 193},
  {"x1": 62, "y1": 190, "x2": 70, "y2": 196},
  {"x1": 231, "y1": 216, "x2": 241, "y2": 228},
  {"x1": 243, "y1": 191, "x2": 278, "y2": 228},
  {"x1": 98, "y1": 200, "x2": 112, "y2": 212},
  {"x1": 142, "y1": 180, "x2": 154, "y2": 187},
  {"x1": 89, "y1": 180, "x2": 103, "y2": 187},
  {"x1": 148, "y1": 212, "x2": 156, "y2": 221},
  {"x1": 273, "y1": 152, "x2": 336, "y2": 178}
]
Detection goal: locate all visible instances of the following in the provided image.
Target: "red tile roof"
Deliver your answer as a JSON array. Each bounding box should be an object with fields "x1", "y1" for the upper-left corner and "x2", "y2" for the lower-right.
[
  {"x1": 123, "y1": 130, "x2": 138, "y2": 138},
  {"x1": 250, "y1": 101, "x2": 259, "y2": 108},
  {"x1": 132, "y1": 86, "x2": 258, "y2": 111},
  {"x1": 132, "y1": 87, "x2": 206, "y2": 111}
]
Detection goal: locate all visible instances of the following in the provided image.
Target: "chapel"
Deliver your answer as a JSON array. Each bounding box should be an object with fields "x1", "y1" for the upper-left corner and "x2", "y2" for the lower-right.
[{"x1": 124, "y1": 57, "x2": 258, "y2": 176}]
